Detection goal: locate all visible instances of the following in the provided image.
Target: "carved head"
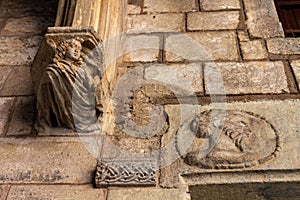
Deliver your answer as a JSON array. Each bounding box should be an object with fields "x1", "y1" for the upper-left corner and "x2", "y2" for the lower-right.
[{"x1": 55, "y1": 38, "x2": 84, "y2": 62}]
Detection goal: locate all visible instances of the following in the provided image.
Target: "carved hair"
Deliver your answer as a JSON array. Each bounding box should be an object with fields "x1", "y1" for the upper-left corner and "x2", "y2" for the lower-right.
[{"x1": 53, "y1": 37, "x2": 84, "y2": 63}]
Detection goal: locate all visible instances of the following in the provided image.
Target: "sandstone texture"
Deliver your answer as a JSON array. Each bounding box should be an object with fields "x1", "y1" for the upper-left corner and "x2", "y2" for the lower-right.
[
  {"x1": 126, "y1": 13, "x2": 185, "y2": 33},
  {"x1": 0, "y1": 36, "x2": 42, "y2": 65},
  {"x1": 107, "y1": 188, "x2": 190, "y2": 200},
  {"x1": 0, "y1": 97, "x2": 15, "y2": 136},
  {"x1": 123, "y1": 34, "x2": 161, "y2": 62},
  {"x1": 240, "y1": 40, "x2": 268, "y2": 60},
  {"x1": 143, "y1": 0, "x2": 197, "y2": 13},
  {"x1": 244, "y1": 0, "x2": 284, "y2": 38},
  {"x1": 187, "y1": 11, "x2": 240, "y2": 31},
  {"x1": 0, "y1": 66, "x2": 34, "y2": 96},
  {"x1": 165, "y1": 31, "x2": 239, "y2": 61},
  {"x1": 204, "y1": 61, "x2": 289, "y2": 94},
  {"x1": 7, "y1": 185, "x2": 107, "y2": 200},
  {"x1": 0, "y1": 137, "x2": 97, "y2": 184},
  {"x1": 200, "y1": 0, "x2": 241, "y2": 11}
]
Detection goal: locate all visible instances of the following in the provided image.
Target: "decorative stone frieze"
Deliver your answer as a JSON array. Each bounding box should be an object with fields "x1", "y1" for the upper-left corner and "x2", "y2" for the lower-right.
[{"x1": 95, "y1": 159, "x2": 156, "y2": 187}]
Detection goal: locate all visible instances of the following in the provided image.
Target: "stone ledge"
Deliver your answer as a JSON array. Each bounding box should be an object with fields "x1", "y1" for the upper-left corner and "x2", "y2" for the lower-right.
[{"x1": 7, "y1": 185, "x2": 106, "y2": 200}]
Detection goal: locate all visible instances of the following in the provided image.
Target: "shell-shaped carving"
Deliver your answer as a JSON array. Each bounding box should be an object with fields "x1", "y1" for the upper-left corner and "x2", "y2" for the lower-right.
[{"x1": 184, "y1": 110, "x2": 280, "y2": 169}]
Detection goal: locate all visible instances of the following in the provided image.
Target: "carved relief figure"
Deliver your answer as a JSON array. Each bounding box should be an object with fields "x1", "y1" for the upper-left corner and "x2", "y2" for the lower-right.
[
  {"x1": 36, "y1": 38, "x2": 102, "y2": 132},
  {"x1": 183, "y1": 110, "x2": 280, "y2": 169}
]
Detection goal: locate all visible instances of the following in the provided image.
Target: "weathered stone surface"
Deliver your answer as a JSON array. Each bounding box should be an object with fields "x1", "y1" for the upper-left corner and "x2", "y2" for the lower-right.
[
  {"x1": 0, "y1": 185, "x2": 10, "y2": 200},
  {"x1": 187, "y1": 11, "x2": 240, "y2": 31},
  {"x1": 144, "y1": 63, "x2": 203, "y2": 95},
  {"x1": 123, "y1": 34, "x2": 161, "y2": 62},
  {"x1": 237, "y1": 31, "x2": 250, "y2": 42},
  {"x1": 240, "y1": 40, "x2": 268, "y2": 60},
  {"x1": 184, "y1": 109, "x2": 279, "y2": 169},
  {"x1": 127, "y1": 5, "x2": 141, "y2": 15},
  {"x1": 0, "y1": 137, "x2": 97, "y2": 184},
  {"x1": 143, "y1": 0, "x2": 197, "y2": 13},
  {"x1": 7, "y1": 185, "x2": 107, "y2": 200},
  {"x1": 0, "y1": 36, "x2": 42, "y2": 65},
  {"x1": 0, "y1": 67, "x2": 13, "y2": 92},
  {"x1": 267, "y1": 38, "x2": 300, "y2": 59},
  {"x1": 0, "y1": 97, "x2": 15, "y2": 136},
  {"x1": 189, "y1": 182, "x2": 300, "y2": 200},
  {"x1": 200, "y1": 0, "x2": 241, "y2": 11},
  {"x1": 0, "y1": 66, "x2": 34, "y2": 96},
  {"x1": 1, "y1": 17, "x2": 54, "y2": 36},
  {"x1": 244, "y1": 0, "x2": 284, "y2": 38},
  {"x1": 126, "y1": 13, "x2": 185, "y2": 33},
  {"x1": 107, "y1": 188, "x2": 190, "y2": 200},
  {"x1": 161, "y1": 99, "x2": 300, "y2": 187},
  {"x1": 0, "y1": 0, "x2": 58, "y2": 18},
  {"x1": 165, "y1": 31, "x2": 239, "y2": 62},
  {"x1": 204, "y1": 61, "x2": 289, "y2": 94},
  {"x1": 290, "y1": 60, "x2": 300, "y2": 89},
  {"x1": 6, "y1": 97, "x2": 34, "y2": 136}
]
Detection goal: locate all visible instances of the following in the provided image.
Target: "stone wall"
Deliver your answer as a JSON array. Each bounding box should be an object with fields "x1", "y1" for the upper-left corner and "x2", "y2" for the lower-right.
[{"x1": 0, "y1": 0, "x2": 300, "y2": 199}]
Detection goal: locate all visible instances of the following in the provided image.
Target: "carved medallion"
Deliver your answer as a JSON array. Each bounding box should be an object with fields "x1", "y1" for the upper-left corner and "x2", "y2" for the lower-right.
[
  {"x1": 183, "y1": 110, "x2": 280, "y2": 169},
  {"x1": 95, "y1": 159, "x2": 156, "y2": 187}
]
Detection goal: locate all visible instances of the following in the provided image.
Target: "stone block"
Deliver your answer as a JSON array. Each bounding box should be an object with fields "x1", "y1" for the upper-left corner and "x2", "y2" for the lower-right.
[
  {"x1": 143, "y1": 0, "x2": 197, "y2": 13},
  {"x1": 0, "y1": 97, "x2": 15, "y2": 136},
  {"x1": 237, "y1": 31, "x2": 250, "y2": 42},
  {"x1": 0, "y1": 185, "x2": 10, "y2": 200},
  {"x1": 0, "y1": 36, "x2": 42, "y2": 65},
  {"x1": 0, "y1": 137, "x2": 97, "y2": 184},
  {"x1": 7, "y1": 185, "x2": 106, "y2": 200},
  {"x1": 0, "y1": 66, "x2": 34, "y2": 96},
  {"x1": 6, "y1": 97, "x2": 35, "y2": 136},
  {"x1": 1, "y1": 17, "x2": 54, "y2": 36},
  {"x1": 0, "y1": 0, "x2": 57, "y2": 18},
  {"x1": 127, "y1": 0, "x2": 142, "y2": 14},
  {"x1": 107, "y1": 188, "x2": 190, "y2": 200},
  {"x1": 290, "y1": 60, "x2": 300, "y2": 89},
  {"x1": 165, "y1": 31, "x2": 239, "y2": 62},
  {"x1": 200, "y1": 0, "x2": 241, "y2": 11},
  {"x1": 161, "y1": 99, "x2": 300, "y2": 187},
  {"x1": 244, "y1": 0, "x2": 284, "y2": 38},
  {"x1": 144, "y1": 63, "x2": 203, "y2": 95},
  {"x1": 240, "y1": 40, "x2": 268, "y2": 60},
  {"x1": 0, "y1": 67, "x2": 13, "y2": 92},
  {"x1": 204, "y1": 61, "x2": 289, "y2": 94},
  {"x1": 126, "y1": 13, "x2": 185, "y2": 33},
  {"x1": 187, "y1": 11, "x2": 240, "y2": 31},
  {"x1": 123, "y1": 34, "x2": 161, "y2": 62},
  {"x1": 267, "y1": 38, "x2": 300, "y2": 59}
]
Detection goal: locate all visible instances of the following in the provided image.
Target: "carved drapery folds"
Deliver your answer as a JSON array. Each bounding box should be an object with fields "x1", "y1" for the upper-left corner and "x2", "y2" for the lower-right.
[
  {"x1": 31, "y1": 27, "x2": 103, "y2": 132},
  {"x1": 183, "y1": 110, "x2": 280, "y2": 169}
]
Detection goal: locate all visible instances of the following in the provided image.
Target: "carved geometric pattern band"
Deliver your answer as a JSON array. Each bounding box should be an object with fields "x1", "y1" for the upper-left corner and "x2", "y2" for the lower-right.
[{"x1": 95, "y1": 159, "x2": 156, "y2": 187}]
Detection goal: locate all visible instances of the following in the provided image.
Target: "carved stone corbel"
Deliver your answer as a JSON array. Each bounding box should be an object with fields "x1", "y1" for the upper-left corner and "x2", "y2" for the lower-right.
[{"x1": 31, "y1": 27, "x2": 103, "y2": 132}]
